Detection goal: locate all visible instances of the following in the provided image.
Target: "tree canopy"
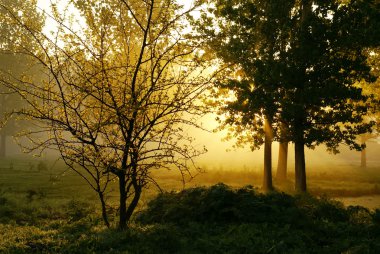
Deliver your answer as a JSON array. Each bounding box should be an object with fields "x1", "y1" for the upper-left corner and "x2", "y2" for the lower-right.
[{"x1": 195, "y1": 0, "x2": 380, "y2": 191}]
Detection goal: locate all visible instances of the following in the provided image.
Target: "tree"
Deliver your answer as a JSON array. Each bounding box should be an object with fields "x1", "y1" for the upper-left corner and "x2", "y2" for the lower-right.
[
  {"x1": 0, "y1": 0, "x2": 210, "y2": 229},
  {"x1": 194, "y1": 0, "x2": 297, "y2": 192},
  {"x1": 284, "y1": 0, "x2": 380, "y2": 191},
  {"x1": 0, "y1": 0, "x2": 44, "y2": 157},
  {"x1": 196, "y1": 0, "x2": 380, "y2": 192}
]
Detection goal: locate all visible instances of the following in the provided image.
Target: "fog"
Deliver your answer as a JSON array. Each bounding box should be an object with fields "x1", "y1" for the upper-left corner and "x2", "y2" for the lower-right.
[
  {"x1": 189, "y1": 114, "x2": 380, "y2": 171},
  {"x1": 3, "y1": 111, "x2": 378, "y2": 175}
]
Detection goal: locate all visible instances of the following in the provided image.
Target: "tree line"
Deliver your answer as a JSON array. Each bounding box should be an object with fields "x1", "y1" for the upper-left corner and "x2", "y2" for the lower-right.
[{"x1": 0, "y1": 0, "x2": 379, "y2": 229}]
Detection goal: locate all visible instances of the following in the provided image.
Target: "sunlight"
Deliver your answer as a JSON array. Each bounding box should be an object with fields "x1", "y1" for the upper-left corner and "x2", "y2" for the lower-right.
[{"x1": 1, "y1": 0, "x2": 380, "y2": 250}]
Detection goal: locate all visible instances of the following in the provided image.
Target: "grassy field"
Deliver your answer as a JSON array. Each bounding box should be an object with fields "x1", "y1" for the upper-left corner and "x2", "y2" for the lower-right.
[
  {"x1": 1, "y1": 155, "x2": 380, "y2": 216},
  {"x1": 1, "y1": 155, "x2": 380, "y2": 253}
]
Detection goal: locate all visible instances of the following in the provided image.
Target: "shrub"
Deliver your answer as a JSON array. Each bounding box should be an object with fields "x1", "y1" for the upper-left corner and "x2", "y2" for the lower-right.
[
  {"x1": 296, "y1": 194, "x2": 349, "y2": 223},
  {"x1": 347, "y1": 206, "x2": 373, "y2": 224},
  {"x1": 135, "y1": 184, "x2": 380, "y2": 253},
  {"x1": 373, "y1": 209, "x2": 380, "y2": 225},
  {"x1": 137, "y1": 184, "x2": 379, "y2": 228},
  {"x1": 137, "y1": 184, "x2": 309, "y2": 226}
]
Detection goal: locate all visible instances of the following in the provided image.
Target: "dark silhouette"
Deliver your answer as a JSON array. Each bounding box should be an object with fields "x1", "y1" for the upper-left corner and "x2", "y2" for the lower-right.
[{"x1": 195, "y1": 0, "x2": 380, "y2": 192}]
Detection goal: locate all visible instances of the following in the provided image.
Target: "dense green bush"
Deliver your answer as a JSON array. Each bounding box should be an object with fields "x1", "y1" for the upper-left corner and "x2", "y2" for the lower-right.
[
  {"x1": 136, "y1": 183, "x2": 357, "y2": 226},
  {"x1": 373, "y1": 209, "x2": 380, "y2": 225},
  {"x1": 132, "y1": 184, "x2": 380, "y2": 253}
]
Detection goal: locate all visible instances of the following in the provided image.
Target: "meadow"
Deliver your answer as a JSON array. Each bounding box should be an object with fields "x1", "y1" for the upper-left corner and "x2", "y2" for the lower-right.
[{"x1": 1, "y1": 155, "x2": 380, "y2": 253}]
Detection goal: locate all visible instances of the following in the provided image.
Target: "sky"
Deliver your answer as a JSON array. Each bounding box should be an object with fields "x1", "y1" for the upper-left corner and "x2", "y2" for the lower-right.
[{"x1": 32, "y1": 0, "x2": 380, "y2": 171}]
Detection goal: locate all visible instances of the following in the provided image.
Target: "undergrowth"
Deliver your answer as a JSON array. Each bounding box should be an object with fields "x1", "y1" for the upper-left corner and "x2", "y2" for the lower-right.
[{"x1": 1, "y1": 184, "x2": 380, "y2": 253}]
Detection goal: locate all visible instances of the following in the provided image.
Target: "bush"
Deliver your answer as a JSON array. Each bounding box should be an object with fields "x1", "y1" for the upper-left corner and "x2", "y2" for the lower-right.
[
  {"x1": 347, "y1": 206, "x2": 373, "y2": 224},
  {"x1": 373, "y1": 209, "x2": 380, "y2": 225},
  {"x1": 136, "y1": 183, "x2": 346, "y2": 226},
  {"x1": 134, "y1": 184, "x2": 380, "y2": 253},
  {"x1": 296, "y1": 194, "x2": 349, "y2": 223}
]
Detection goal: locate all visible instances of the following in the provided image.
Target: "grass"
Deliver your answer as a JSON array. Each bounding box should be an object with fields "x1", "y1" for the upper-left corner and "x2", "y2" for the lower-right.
[
  {"x1": 1, "y1": 155, "x2": 380, "y2": 253},
  {"x1": 1, "y1": 183, "x2": 379, "y2": 253}
]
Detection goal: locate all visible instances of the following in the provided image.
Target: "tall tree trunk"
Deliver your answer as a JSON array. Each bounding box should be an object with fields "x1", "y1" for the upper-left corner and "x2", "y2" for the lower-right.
[
  {"x1": 0, "y1": 133, "x2": 6, "y2": 158},
  {"x1": 263, "y1": 118, "x2": 273, "y2": 192},
  {"x1": 276, "y1": 141, "x2": 288, "y2": 182},
  {"x1": 118, "y1": 173, "x2": 127, "y2": 230},
  {"x1": 294, "y1": 141, "x2": 306, "y2": 192},
  {"x1": 293, "y1": 0, "x2": 310, "y2": 193}
]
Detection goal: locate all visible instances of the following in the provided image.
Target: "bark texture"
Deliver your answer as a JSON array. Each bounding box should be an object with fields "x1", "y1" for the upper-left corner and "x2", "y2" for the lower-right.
[
  {"x1": 98, "y1": 191, "x2": 110, "y2": 228},
  {"x1": 276, "y1": 141, "x2": 288, "y2": 181},
  {"x1": 294, "y1": 141, "x2": 306, "y2": 192},
  {"x1": 263, "y1": 118, "x2": 273, "y2": 192},
  {"x1": 118, "y1": 173, "x2": 127, "y2": 230}
]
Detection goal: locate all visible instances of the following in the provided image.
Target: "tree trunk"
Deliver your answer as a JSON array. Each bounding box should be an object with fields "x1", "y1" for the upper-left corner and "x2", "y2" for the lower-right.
[
  {"x1": 293, "y1": 0, "x2": 310, "y2": 193},
  {"x1": 294, "y1": 141, "x2": 306, "y2": 192},
  {"x1": 0, "y1": 133, "x2": 6, "y2": 158},
  {"x1": 98, "y1": 191, "x2": 110, "y2": 228},
  {"x1": 118, "y1": 173, "x2": 127, "y2": 230},
  {"x1": 276, "y1": 141, "x2": 288, "y2": 182},
  {"x1": 125, "y1": 184, "x2": 142, "y2": 223},
  {"x1": 263, "y1": 118, "x2": 273, "y2": 192}
]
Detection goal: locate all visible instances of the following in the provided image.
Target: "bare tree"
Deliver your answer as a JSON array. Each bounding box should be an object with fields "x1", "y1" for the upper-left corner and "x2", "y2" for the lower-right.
[{"x1": 0, "y1": 0, "x2": 211, "y2": 229}]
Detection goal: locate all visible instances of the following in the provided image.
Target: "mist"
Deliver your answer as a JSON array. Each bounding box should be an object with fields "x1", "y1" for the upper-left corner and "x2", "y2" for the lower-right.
[
  {"x1": 186, "y1": 114, "x2": 380, "y2": 172},
  {"x1": 1, "y1": 0, "x2": 380, "y2": 251}
]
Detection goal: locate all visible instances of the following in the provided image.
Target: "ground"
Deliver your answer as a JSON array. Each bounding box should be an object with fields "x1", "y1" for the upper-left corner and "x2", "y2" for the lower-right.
[{"x1": 0, "y1": 155, "x2": 379, "y2": 253}]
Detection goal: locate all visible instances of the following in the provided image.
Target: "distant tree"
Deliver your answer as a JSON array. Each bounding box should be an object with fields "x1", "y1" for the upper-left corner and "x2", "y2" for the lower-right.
[
  {"x1": 0, "y1": 0, "x2": 44, "y2": 157},
  {"x1": 195, "y1": 0, "x2": 380, "y2": 192},
  {"x1": 0, "y1": 0, "x2": 210, "y2": 229}
]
